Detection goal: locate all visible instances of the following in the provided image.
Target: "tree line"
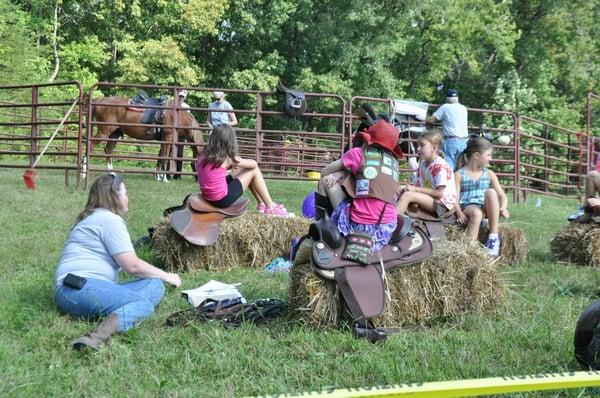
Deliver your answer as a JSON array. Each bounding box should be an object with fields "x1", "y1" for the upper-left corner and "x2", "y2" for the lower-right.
[{"x1": 1, "y1": 0, "x2": 599, "y2": 129}]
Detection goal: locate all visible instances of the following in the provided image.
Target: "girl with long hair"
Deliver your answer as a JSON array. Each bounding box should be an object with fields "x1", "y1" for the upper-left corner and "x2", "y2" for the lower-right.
[{"x1": 196, "y1": 124, "x2": 293, "y2": 217}]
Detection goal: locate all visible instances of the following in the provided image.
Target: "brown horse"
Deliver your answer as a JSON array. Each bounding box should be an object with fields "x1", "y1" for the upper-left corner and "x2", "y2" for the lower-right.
[{"x1": 86, "y1": 96, "x2": 204, "y2": 181}]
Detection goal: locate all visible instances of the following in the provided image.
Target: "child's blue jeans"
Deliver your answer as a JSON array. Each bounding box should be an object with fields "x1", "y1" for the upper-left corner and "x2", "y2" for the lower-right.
[{"x1": 55, "y1": 277, "x2": 165, "y2": 332}]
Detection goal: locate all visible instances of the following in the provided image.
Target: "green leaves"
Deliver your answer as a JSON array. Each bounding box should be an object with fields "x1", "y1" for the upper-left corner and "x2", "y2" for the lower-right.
[
  {"x1": 3, "y1": 0, "x2": 600, "y2": 129},
  {"x1": 116, "y1": 37, "x2": 203, "y2": 86}
]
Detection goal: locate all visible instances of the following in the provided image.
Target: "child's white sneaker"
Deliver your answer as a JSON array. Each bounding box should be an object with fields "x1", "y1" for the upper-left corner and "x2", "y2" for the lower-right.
[{"x1": 486, "y1": 236, "x2": 500, "y2": 257}]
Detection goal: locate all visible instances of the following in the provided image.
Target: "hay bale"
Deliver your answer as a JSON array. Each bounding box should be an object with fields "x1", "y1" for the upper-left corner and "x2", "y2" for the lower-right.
[
  {"x1": 289, "y1": 238, "x2": 507, "y2": 328},
  {"x1": 445, "y1": 223, "x2": 527, "y2": 266},
  {"x1": 550, "y1": 223, "x2": 600, "y2": 267},
  {"x1": 152, "y1": 213, "x2": 311, "y2": 272}
]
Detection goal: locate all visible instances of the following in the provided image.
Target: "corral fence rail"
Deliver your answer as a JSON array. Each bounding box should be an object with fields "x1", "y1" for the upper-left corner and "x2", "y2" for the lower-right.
[
  {"x1": 0, "y1": 81, "x2": 84, "y2": 187},
  {"x1": 84, "y1": 82, "x2": 347, "y2": 187},
  {"x1": 0, "y1": 80, "x2": 595, "y2": 201}
]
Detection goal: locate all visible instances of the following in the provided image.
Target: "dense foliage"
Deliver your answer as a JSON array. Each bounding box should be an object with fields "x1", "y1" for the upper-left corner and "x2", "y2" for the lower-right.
[{"x1": 2, "y1": 0, "x2": 600, "y2": 127}]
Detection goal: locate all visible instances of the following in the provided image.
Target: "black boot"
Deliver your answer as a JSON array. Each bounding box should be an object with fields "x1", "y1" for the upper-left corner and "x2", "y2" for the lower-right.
[
  {"x1": 314, "y1": 193, "x2": 332, "y2": 220},
  {"x1": 352, "y1": 321, "x2": 387, "y2": 343}
]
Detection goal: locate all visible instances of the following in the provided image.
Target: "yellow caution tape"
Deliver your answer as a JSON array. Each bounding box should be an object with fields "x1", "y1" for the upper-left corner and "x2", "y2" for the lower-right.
[{"x1": 254, "y1": 371, "x2": 600, "y2": 398}]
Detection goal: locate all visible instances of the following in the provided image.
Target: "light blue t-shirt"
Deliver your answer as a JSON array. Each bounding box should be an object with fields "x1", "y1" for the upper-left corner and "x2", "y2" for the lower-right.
[
  {"x1": 54, "y1": 209, "x2": 134, "y2": 289},
  {"x1": 208, "y1": 99, "x2": 234, "y2": 127},
  {"x1": 433, "y1": 102, "x2": 468, "y2": 138}
]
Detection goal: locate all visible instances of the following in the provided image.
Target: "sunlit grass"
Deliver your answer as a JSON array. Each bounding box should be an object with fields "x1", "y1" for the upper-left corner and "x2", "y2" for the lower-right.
[{"x1": 0, "y1": 168, "x2": 598, "y2": 397}]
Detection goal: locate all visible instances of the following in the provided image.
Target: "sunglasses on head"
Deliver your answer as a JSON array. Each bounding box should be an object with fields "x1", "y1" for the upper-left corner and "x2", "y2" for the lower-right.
[{"x1": 111, "y1": 173, "x2": 123, "y2": 191}]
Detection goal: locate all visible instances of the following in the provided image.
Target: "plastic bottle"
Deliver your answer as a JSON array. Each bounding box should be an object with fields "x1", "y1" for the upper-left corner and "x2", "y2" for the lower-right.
[{"x1": 535, "y1": 198, "x2": 542, "y2": 208}]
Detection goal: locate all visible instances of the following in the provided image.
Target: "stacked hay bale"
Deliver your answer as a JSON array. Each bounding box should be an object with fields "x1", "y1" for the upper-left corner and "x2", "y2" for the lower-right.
[
  {"x1": 445, "y1": 223, "x2": 527, "y2": 266},
  {"x1": 289, "y1": 238, "x2": 506, "y2": 328},
  {"x1": 550, "y1": 223, "x2": 600, "y2": 267},
  {"x1": 152, "y1": 213, "x2": 311, "y2": 272}
]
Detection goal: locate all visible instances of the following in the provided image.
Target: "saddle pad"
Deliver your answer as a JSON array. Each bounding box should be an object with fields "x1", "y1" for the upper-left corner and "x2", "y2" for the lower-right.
[
  {"x1": 335, "y1": 265, "x2": 386, "y2": 320},
  {"x1": 188, "y1": 194, "x2": 249, "y2": 215},
  {"x1": 126, "y1": 107, "x2": 145, "y2": 112}
]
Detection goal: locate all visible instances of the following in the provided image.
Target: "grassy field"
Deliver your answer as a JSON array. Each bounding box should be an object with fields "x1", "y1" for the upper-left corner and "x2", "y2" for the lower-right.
[{"x1": 1, "y1": 168, "x2": 599, "y2": 397}]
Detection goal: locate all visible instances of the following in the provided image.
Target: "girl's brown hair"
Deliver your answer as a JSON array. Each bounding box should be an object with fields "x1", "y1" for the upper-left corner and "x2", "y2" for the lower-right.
[
  {"x1": 200, "y1": 124, "x2": 239, "y2": 168},
  {"x1": 456, "y1": 136, "x2": 493, "y2": 170},
  {"x1": 75, "y1": 174, "x2": 123, "y2": 223},
  {"x1": 417, "y1": 131, "x2": 443, "y2": 149}
]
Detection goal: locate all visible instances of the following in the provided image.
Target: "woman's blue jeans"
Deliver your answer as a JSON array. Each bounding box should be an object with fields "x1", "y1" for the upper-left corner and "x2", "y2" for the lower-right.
[{"x1": 55, "y1": 277, "x2": 165, "y2": 332}]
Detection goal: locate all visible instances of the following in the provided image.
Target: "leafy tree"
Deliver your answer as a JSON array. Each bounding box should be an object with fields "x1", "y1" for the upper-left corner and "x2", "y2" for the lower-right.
[{"x1": 0, "y1": 0, "x2": 47, "y2": 85}]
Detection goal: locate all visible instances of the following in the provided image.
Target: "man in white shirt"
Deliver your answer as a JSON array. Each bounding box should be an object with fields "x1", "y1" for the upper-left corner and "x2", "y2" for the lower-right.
[
  {"x1": 207, "y1": 91, "x2": 238, "y2": 129},
  {"x1": 427, "y1": 89, "x2": 468, "y2": 170}
]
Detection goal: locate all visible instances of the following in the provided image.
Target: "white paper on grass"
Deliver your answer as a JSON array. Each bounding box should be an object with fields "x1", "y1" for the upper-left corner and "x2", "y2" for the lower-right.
[{"x1": 181, "y1": 280, "x2": 245, "y2": 307}]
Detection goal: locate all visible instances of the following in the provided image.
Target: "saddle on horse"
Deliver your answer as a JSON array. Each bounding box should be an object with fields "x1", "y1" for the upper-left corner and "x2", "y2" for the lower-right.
[
  {"x1": 276, "y1": 81, "x2": 307, "y2": 119},
  {"x1": 308, "y1": 214, "x2": 433, "y2": 328},
  {"x1": 164, "y1": 194, "x2": 249, "y2": 246},
  {"x1": 129, "y1": 90, "x2": 169, "y2": 126}
]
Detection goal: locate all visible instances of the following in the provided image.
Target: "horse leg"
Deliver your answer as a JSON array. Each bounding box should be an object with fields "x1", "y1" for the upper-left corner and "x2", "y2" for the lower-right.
[
  {"x1": 105, "y1": 134, "x2": 119, "y2": 172},
  {"x1": 155, "y1": 143, "x2": 170, "y2": 183},
  {"x1": 172, "y1": 136, "x2": 185, "y2": 180}
]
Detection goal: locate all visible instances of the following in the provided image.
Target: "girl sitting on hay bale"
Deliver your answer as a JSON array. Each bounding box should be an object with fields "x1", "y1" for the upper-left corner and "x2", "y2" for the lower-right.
[
  {"x1": 568, "y1": 169, "x2": 600, "y2": 223},
  {"x1": 318, "y1": 119, "x2": 403, "y2": 252},
  {"x1": 395, "y1": 131, "x2": 457, "y2": 219},
  {"x1": 454, "y1": 137, "x2": 509, "y2": 257},
  {"x1": 196, "y1": 124, "x2": 294, "y2": 218}
]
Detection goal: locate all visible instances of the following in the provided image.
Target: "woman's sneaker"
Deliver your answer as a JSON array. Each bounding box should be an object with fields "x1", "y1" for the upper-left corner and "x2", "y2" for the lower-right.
[
  {"x1": 264, "y1": 204, "x2": 295, "y2": 218},
  {"x1": 257, "y1": 202, "x2": 266, "y2": 213}
]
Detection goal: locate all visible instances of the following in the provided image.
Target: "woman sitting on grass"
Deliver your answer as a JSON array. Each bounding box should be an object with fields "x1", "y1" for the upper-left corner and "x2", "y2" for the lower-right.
[
  {"x1": 454, "y1": 137, "x2": 509, "y2": 257},
  {"x1": 54, "y1": 174, "x2": 181, "y2": 350}
]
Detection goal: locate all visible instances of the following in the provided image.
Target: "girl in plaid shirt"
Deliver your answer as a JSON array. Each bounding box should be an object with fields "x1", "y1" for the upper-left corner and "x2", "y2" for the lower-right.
[{"x1": 454, "y1": 137, "x2": 509, "y2": 257}]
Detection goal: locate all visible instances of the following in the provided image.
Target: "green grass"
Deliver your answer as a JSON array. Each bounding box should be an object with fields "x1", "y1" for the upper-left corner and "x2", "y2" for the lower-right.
[{"x1": 1, "y1": 168, "x2": 600, "y2": 397}]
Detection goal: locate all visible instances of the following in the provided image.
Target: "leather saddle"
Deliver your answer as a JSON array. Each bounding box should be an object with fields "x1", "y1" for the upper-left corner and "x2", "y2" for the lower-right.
[
  {"x1": 309, "y1": 215, "x2": 433, "y2": 323},
  {"x1": 406, "y1": 203, "x2": 456, "y2": 239},
  {"x1": 165, "y1": 194, "x2": 249, "y2": 246},
  {"x1": 276, "y1": 80, "x2": 307, "y2": 119},
  {"x1": 129, "y1": 90, "x2": 169, "y2": 125}
]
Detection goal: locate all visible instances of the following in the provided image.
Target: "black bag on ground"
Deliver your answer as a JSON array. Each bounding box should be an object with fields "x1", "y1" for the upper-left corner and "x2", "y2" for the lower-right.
[{"x1": 166, "y1": 298, "x2": 287, "y2": 328}]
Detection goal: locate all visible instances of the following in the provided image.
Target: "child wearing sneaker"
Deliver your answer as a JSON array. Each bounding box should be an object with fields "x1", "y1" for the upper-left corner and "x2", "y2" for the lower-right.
[
  {"x1": 319, "y1": 120, "x2": 403, "y2": 251},
  {"x1": 196, "y1": 124, "x2": 294, "y2": 218},
  {"x1": 453, "y1": 137, "x2": 509, "y2": 257}
]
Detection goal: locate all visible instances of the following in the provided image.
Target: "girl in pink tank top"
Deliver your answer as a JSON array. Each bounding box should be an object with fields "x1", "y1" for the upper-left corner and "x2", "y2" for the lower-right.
[{"x1": 196, "y1": 125, "x2": 294, "y2": 217}]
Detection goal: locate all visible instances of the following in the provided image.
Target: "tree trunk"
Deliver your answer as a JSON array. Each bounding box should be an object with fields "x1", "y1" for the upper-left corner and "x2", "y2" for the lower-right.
[{"x1": 47, "y1": 1, "x2": 60, "y2": 82}]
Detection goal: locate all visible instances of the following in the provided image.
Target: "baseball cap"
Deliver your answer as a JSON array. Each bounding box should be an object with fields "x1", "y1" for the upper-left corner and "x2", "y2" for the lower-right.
[
  {"x1": 446, "y1": 89, "x2": 459, "y2": 98},
  {"x1": 213, "y1": 91, "x2": 224, "y2": 99}
]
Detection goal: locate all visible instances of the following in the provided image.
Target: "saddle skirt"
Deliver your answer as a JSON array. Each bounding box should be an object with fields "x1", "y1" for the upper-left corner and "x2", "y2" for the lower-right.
[{"x1": 167, "y1": 194, "x2": 249, "y2": 246}]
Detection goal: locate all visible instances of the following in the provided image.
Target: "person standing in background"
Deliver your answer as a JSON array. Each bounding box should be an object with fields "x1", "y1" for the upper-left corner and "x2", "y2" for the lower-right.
[
  {"x1": 427, "y1": 89, "x2": 468, "y2": 170},
  {"x1": 207, "y1": 91, "x2": 238, "y2": 129}
]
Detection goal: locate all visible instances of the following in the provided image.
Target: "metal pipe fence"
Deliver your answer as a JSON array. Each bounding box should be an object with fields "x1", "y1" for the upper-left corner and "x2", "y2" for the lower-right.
[{"x1": 0, "y1": 81, "x2": 595, "y2": 201}]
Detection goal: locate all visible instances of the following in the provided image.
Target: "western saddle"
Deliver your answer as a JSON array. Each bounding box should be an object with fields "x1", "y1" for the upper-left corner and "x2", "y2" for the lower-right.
[{"x1": 164, "y1": 194, "x2": 249, "y2": 246}]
